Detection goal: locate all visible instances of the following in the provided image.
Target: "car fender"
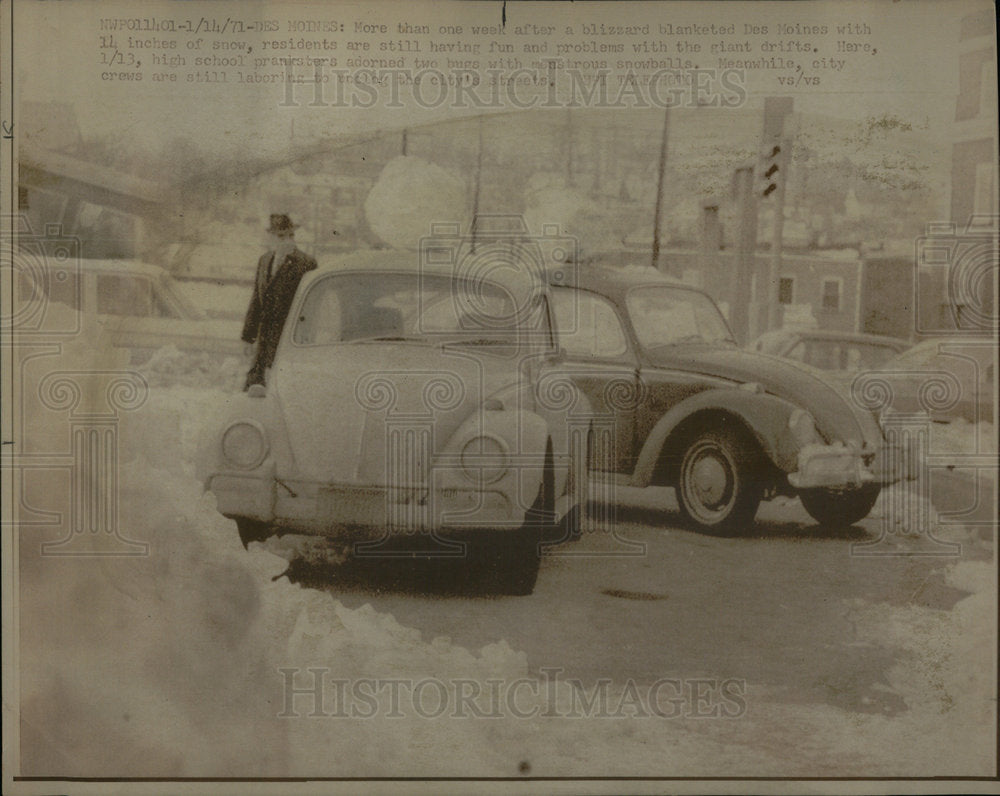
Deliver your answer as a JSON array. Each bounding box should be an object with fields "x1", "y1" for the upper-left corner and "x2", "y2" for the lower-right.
[
  {"x1": 491, "y1": 375, "x2": 595, "y2": 512},
  {"x1": 436, "y1": 407, "x2": 552, "y2": 523},
  {"x1": 195, "y1": 391, "x2": 294, "y2": 487},
  {"x1": 631, "y1": 387, "x2": 800, "y2": 487}
]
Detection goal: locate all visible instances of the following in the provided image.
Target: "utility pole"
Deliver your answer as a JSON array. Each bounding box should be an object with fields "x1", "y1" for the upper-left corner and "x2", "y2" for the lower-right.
[
  {"x1": 759, "y1": 97, "x2": 794, "y2": 330},
  {"x1": 471, "y1": 115, "x2": 485, "y2": 253},
  {"x1": 765, "y1": 136, "x2": 791, "y2": 329},
  {"x1": 700, "y1": 201, "x2": 721, "y2": 277},
  {"x1": 651, "y1": 105, "x2": 670, "y2": 272},
  {"x1": 730, "y1": 166, "x2": 759, "y2": 345},
  {"x1": 591, "y1": 129, "x2": 602, "y2": 194},
  {"x1": 565, "y1": 108, "x2": 574, "y2": 187}
]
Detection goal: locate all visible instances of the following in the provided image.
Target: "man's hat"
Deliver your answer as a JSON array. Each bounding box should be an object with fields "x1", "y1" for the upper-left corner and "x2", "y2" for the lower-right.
[{"x1": 267, "y1": 214, "x2": 298, "y2": 234}]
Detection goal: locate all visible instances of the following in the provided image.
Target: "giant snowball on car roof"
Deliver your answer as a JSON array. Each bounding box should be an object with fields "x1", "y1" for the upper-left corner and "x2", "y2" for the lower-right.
[
  {"x1": 364, "y1": 155, "x2": 468, "y2": 249},
  {"x1": 522, "y1": 173, "x2": 627, "y2": 259}
]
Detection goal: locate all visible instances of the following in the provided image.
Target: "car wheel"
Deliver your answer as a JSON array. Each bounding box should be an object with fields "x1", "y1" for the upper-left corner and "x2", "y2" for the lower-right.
[
  {"x1": 800, "y1": 484, "x2": 881, "y2": 528},
  {"x1": 234, "y1": 517, "x2": 272, "y2": 549},
  {"x1": 677, "y1": 425, "x2": 762, "y2": 534}
]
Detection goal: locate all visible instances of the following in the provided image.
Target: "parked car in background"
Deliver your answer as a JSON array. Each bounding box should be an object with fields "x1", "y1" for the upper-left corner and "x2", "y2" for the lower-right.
[
  {"x1": 751, "y1": 329, "x2": 908, "y2": 373},
  {"x1": 198, "y1": 251, "x2": 590, "y2": 594},
  {"x1": 546, "y1": 264, "x2": 900, "y2": 532},
  {"x1": 20, "y1": 259, "x2": 244, "y2": 363},
  {"x1": 857, "y1": 337, "x2": 995, "y2": 424}
]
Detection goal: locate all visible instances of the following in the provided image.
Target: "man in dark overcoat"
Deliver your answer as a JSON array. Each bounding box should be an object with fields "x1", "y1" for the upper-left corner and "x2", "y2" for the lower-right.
[{"x1": 242, "y1": 214, "x2": 317, "y2": 389}]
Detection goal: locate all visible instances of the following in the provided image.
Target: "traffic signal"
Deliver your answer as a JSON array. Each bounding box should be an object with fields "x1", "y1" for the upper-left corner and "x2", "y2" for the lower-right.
[
  {"x1": 758, "y1": 142, "x2": 784, "y2": 198},
  {"x1": 758, "y1": 97, "x2": 793, "y2": 200}
]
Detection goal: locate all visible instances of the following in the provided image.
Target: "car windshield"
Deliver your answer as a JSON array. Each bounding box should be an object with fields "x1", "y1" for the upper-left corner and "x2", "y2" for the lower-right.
[
  {"x1": 293, "y1": 271, "x2": 543, "y2": 346},
  {"x1": 625, "y1": 285, "x2": 735, "y2": 349}
]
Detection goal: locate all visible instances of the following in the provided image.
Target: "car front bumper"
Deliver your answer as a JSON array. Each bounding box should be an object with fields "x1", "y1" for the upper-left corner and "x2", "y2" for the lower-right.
[
  {"x1": 787, "y1": 442, "x2": 902, "y2": 490},
  {"x1": 208, "y1": 473, "x2": 527, "y2": 538}
]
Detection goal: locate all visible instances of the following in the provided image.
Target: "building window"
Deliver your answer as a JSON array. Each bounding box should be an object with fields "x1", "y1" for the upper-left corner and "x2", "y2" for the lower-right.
[
  {"x1": 980, "y1": 59, "x2": 996, "y2": 121},
  {"x1": 821, "y1": 278, "x2": 842, "y2": 312},
  {"x1": 778, "y1": 277, "x2": 795, "y2": 305},
  {"x1": 956, "y1": 49, "x2": 992, "y2": 121}
]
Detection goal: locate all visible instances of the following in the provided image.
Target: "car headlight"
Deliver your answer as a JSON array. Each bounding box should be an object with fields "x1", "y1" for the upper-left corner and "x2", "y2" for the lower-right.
[
  {"x1": 221, "y1": 421, "x2": 268, "y2": 469},
  {"x1": 460, "y1": 435, "x2": 509, "y2": 483},
  {"x1": 788, "y1": 409, "x2": 820, "y2": 447}
]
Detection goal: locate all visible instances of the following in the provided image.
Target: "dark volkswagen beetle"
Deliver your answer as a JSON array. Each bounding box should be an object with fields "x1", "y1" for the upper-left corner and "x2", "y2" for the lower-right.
[{"x1": 546, "y1": 264, "x2": 899, "y2": 532}]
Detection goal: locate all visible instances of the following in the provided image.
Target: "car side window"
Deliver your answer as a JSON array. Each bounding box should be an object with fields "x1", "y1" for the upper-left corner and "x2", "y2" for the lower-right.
[
  {"x1": 805, "y1": 340, "x2": 847, "y2": 370},
  {"x1": 551, "y1": 288, "x2": 628, "y2": 359}
]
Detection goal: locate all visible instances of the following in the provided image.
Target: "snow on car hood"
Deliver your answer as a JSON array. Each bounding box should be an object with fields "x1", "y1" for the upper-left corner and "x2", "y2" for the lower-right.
[
  {"x1": 271, "y1": 342, "x2": 523, "y2": 483},
  {"x1": 644, "y1": 344, "x2": 884, "y2": 448}
]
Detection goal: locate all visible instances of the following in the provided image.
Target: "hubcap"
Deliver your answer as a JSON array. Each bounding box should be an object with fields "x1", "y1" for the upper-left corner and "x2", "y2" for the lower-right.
[
  {"x1": 681, "y1": 440, "x2": 737, "y2": 523},
  {"x1": 691, "y1": 455, "x2": 729, "y2": 508}
]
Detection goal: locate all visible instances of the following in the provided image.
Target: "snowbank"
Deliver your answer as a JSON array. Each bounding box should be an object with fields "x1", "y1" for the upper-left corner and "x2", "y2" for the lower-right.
[
  {"x1": 139, "y1": 344, "x2": 244, "y2": 390},
  {"x1": 930, "y1": 419, "x2": 996, "y2": 455},
  {"x1": 19, "y1": 386, "x2": 530, "y2": 776},
  {"x1": 173, "y1": 280, "x2": 253, "y2": 321}
]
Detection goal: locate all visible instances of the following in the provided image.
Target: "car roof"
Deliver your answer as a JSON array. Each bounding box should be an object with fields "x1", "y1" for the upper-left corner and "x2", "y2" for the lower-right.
[
  {"x1": 315, "y1": 249, "x2": 426, "y2": 273},
  {"x1": 548, "y1": 262, "x2": 692, "y2": 298}
]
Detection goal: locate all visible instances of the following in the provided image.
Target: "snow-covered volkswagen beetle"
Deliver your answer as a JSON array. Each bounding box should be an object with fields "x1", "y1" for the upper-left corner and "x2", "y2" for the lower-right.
[{"x1": 198, "y1": 250, "x2": 591, "y2": 594}]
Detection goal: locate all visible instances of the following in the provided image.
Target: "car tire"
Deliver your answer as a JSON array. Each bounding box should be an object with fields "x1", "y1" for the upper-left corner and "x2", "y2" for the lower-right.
[
  {"x1": 557, "y1": 426, "x2": 593, "y2": 544},
  {"x1": 234, "y1": 517, "x2": 272, "y2": 549},
  {"x1": 676, "y1": 424, "x2": 763, "y2": 534},
  {"x1": 800, "y1": 484, "x2": 881, "y2": 528},
  {"x1": 473, "y1": 444, "x2": 554, "y2": 595},
  {"x1": 475, "y1": 529, "x2": 541, "y2": 596}
]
